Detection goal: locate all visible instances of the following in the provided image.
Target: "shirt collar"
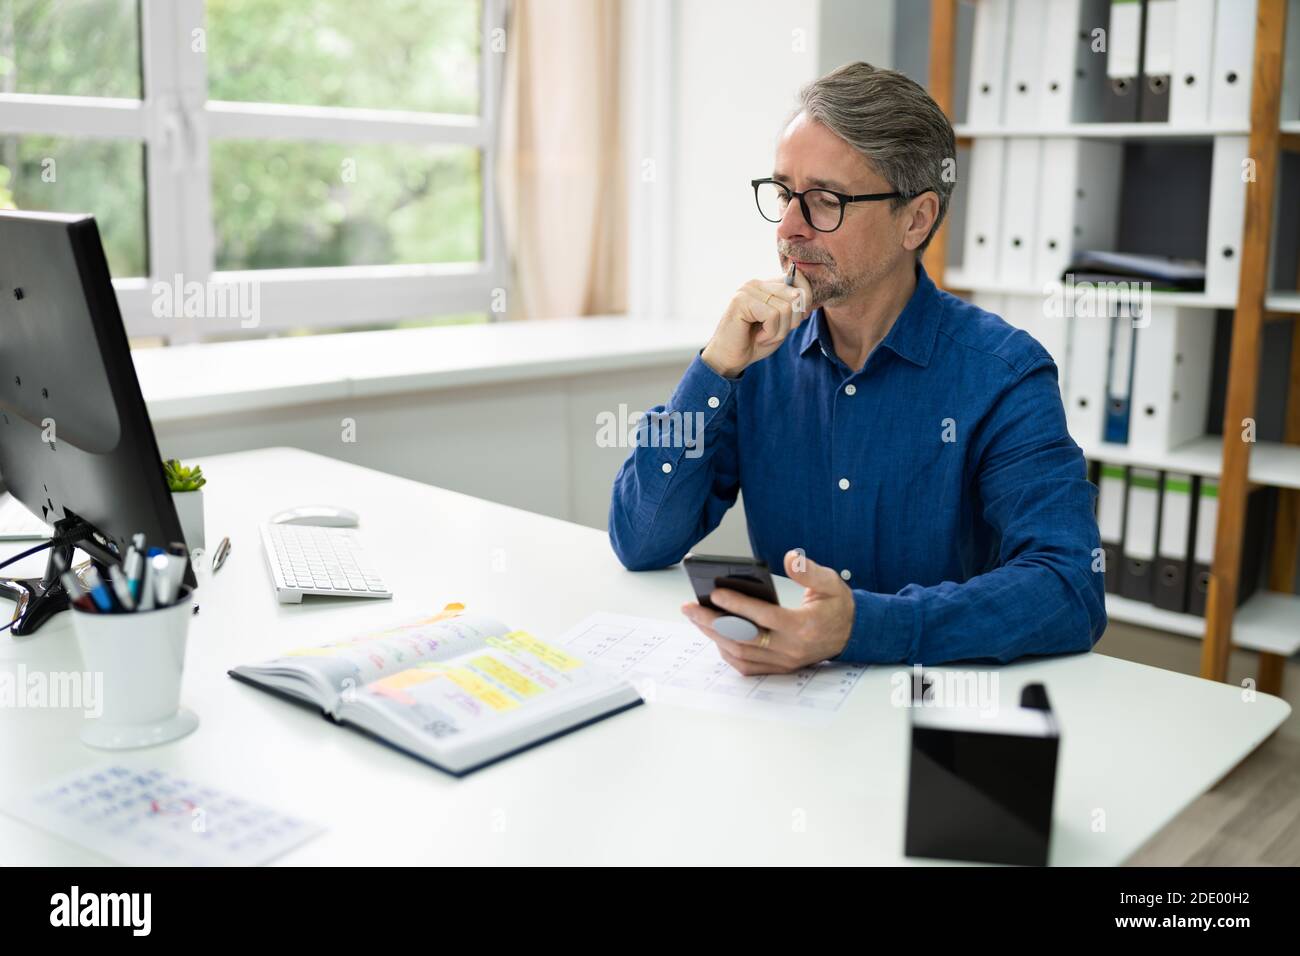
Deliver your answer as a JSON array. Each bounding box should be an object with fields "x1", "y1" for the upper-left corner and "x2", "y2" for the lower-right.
[{"x1": 797, "y1": 260, "x2": 942, "y2": 369}]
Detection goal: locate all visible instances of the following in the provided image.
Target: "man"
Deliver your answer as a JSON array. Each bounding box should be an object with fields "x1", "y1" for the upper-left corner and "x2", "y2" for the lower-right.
[{"x1": 609, "y1": 62, "x2": 1106, "y2": 673}]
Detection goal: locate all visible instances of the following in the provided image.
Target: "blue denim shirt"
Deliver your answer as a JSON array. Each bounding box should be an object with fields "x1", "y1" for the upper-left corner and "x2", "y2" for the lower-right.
[{"x1": 609, "y1": 263, "x2": 1106, "y2": 665}]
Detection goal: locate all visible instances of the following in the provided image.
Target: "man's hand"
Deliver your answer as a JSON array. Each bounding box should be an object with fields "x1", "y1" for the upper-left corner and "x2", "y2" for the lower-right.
[
  {"x1": 680, "y1": 549, "x2": 854, "y2": 675},
  {"x1": 700, "y1": 270, "x2": 814, "y2": 378}
]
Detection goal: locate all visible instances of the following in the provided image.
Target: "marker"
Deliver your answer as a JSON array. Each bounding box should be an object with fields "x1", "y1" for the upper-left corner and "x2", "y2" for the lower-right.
[
  {"x1": 60, "y1": 572, "x2": 87, "y2": 600},
  {"x1": 107, "y1": 565, "x2": 136, "y2": 611},
  {"x1": 151, "y1": 553, "x2": 176, "y2": 606},
  {"x1": 124, "y1": 535, "x2": 146, "y2": 600},
  {"x1": 82, "y1": 566, "x2": 116, "y2": 612},
  {"x1": 137, "y1": 557, "x2": 157, "y2": 612}
]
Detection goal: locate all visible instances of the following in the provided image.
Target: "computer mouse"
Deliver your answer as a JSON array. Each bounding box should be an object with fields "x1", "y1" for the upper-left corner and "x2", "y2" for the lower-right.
[{"x1": 270, "y1": 505, "x2": 360, "y2": 528}]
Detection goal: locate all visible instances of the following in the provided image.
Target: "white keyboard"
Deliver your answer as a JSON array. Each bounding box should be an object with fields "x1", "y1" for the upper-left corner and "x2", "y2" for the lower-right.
[{"x1": 260, "y1": 523, "x2": 392, "y2": 604}]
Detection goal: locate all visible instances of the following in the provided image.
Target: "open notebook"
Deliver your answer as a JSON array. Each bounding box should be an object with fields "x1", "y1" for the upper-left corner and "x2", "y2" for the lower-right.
[{"x1": 229, "y1": 604, "x2": 643, "y2": 776}]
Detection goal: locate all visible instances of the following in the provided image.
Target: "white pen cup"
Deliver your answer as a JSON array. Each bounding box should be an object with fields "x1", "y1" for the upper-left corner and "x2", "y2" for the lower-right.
[{"x1": 71, "y1": 585, "x2": 199, "y2": 750}]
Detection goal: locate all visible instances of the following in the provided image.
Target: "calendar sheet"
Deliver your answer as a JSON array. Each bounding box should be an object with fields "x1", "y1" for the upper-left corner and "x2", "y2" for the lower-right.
[
  {"x1": 6, "y1": 764, "x2": 323, "y2": 866},
  {"x1": 558, "y1": 612, "x2": 866, "y2": 723}
]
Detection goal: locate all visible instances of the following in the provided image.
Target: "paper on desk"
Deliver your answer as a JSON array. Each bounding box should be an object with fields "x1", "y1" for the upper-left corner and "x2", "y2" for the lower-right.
[
  {"x1": 557, "y1": 612, "x2": 866, "y2": 724},
  {"x1": 5, "y1": 764, "x2": 323, "y2": 866}
]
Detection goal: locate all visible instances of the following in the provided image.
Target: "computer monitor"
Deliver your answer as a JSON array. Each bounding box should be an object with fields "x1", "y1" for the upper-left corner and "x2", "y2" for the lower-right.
[{"x1": 0, "y1": 210, "x2": 196, "y2": 635}]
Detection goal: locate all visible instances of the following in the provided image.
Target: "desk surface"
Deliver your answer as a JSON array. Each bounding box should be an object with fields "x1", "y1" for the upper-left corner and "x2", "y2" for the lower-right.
[{"x1": 0, "y1": 448, "x2": 1289, "y2": 865}]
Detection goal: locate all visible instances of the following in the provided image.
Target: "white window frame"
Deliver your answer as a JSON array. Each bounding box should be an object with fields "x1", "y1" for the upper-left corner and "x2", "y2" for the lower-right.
[{"x1": 0, "y1": 0, "x2": 507, "y2": 343}]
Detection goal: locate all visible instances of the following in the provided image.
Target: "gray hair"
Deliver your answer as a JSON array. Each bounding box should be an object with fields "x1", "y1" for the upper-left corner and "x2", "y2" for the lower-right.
[{"x1": 792, "y1": 62, "x2": 955, "y2": 255}]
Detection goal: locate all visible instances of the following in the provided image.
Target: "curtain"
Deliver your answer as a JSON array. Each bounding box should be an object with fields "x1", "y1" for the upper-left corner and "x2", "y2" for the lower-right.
[{"x1": 496, "y1": 0, "x2": 627, "y2": 319}]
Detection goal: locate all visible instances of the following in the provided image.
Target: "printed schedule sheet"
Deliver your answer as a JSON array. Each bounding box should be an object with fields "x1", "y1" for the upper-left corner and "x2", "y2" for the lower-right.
[{"x1": 558, "y1": 612, "x2": 866, "y2": 724}]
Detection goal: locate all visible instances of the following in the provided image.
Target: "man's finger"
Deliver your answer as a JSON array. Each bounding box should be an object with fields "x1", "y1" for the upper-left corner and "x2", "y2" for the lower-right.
[
  {"x1": 784, "y1": 548, "x2": 845, "y2": 593},
  {"x1": 738, "y1": 287, "x2": 788, "y2": 343},
  {"x1": 708, "y1": 587, "x2": 796, "y2": 630},
  {"x1": 681, "y1": 603, "x2": 787, "y2": 664}
]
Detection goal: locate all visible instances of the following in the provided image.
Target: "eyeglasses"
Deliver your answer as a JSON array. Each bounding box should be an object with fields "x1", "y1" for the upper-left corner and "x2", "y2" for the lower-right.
[{"x1": 751, "y1": 177, "x2": 914, "y2": 233}]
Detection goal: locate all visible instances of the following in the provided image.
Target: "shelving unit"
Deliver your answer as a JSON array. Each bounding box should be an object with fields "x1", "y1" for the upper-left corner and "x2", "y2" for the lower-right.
[{"x1": 925, "y1": 0, "x2": 1300, "y2": 693}]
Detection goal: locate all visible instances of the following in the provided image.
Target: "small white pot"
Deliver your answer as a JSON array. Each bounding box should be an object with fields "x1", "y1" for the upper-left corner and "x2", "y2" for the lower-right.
[{"x1": 171, "y1": 489, "x2": 205, "y2": 552}]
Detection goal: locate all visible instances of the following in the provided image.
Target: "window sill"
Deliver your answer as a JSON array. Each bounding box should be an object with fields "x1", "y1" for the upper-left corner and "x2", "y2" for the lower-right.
[{"x1": 132, "y1": 315, "x2": 710, "y2": 422}]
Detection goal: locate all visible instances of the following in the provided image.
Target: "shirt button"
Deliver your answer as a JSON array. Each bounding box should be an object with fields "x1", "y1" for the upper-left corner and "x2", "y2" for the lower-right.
[
  {"x1": 844, "y1": 384, "x2": 857, "y2": 396},
  {"x1": 838, "y1": 478, "x2": 850, "y2": 490},
  {"x1": 707, "y1": 396, "x2": 720, "y2": 409},
  {"x1": 840, "y1": 568, "x2": 852, "y2": 581},
  {"x1": 662, "y1": 462, "x2": 673, "y2": 474}
]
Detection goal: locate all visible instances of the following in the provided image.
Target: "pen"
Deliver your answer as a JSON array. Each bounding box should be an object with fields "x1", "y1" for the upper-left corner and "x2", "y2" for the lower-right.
[
  {"x1": 125, "y1": 535, "x2": 145, "y2": 600},
  {"x1": 150, "y1": 554, "x2": 176, "y2": 607},
  {"x1": 785, "y1": 260, "x2": 797, "y2": 286},
  {"x1": 59, "y1": 568, "x2": 83, "y2": 600},
  {"x1": 82, "y1": 566, "x2": 116, "y2": 613},
  {"x1": 137, "y1": 553, "x2": 157, "y2": 611},
  {"x1": 211, "y1": 536, "x2": 231, "y2": 573},
  {"x1": 107, "y1": 565, "x2": 136, "y2": 611}
]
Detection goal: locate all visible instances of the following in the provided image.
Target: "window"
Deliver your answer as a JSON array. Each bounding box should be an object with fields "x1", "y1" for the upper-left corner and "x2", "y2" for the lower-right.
[{"x1": 0, "y1": 0, "x2": 504, "y2": 343}]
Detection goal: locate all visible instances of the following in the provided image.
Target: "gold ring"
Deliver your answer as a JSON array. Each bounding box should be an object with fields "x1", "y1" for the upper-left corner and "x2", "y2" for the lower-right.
[
  {"x1": 758, "y1": 630, "x2": 771, "y2": 649},
  {"x1": 764, "y1": 293, "x2": 775, "y2": 307}
]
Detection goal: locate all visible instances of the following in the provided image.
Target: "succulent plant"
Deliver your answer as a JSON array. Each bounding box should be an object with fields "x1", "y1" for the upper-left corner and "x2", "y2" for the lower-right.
[{"x1": 163, "y1": 458, "x2": 207, "y2": 493}]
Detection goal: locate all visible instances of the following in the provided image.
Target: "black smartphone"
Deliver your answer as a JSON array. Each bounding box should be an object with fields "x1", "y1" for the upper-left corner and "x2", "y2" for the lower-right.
[{"x1": 683, "y1": 553, "x2": 780, "y2": 622}]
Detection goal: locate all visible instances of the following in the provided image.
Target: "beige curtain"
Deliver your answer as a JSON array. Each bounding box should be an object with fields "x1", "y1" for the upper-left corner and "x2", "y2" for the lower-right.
[{"x1": 496, "y1": 0, "x2": 627, "y2": 319}]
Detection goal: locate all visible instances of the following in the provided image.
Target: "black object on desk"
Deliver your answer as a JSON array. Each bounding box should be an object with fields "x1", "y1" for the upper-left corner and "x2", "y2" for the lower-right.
[{"x1": 904, "y1": 680, "x2": 1060, "y2": 867}]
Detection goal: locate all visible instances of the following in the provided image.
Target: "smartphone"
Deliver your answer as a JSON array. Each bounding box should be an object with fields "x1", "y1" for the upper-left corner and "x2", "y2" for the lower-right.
[{"x1": 683, "y1": 553, "x2": 780, "y2": 622}]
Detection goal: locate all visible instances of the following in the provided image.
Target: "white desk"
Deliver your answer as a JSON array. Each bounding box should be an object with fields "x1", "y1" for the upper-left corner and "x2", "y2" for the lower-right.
[{"x1": 0, "y1": 448, "x2": 1290, "y2": 865}]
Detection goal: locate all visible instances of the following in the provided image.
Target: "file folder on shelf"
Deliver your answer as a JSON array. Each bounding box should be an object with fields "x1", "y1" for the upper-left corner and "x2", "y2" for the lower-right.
[
  {"x1": 1139, "y1": 0, "x2": 1174, "y2": 121},
  {"x1": 1205, "y1": 135, "x2": 1249, "y2": 302},
  {"x1": 997, "y1": 138, "x2": 1043, "y2": 285},
  {"x1": 1154, "y1": 471, "x2": 1195, "y2": 613},
  {"x1": 1036, "y1": 139, "x2": 1123, "y2": 285},
  {"x1": 1208, "y1": 0, "x2": 1258, "y2": 128},
  {"x1": 1042, "y1": 0, "x2": 1112, "y2": 125},
  {"x1": 962, "y1": 138, "x2": 1007, "y2": 280},
  {"x1": 1004, "y1": 0, "x2": 1049, "y2": 127},
  {"x1": 1168, "y1": 0, "x2": 1216, "y2": 127},
  {"x1": 1128, "y1": 306, "x2": 1215, "y2": 456},
  {"x1": 1103, "y1": 0, "x2": 1142, "y2": 122},
  {"x1": 1097, "y1": 464, "x2": 1127, "y2": 594},
  {"x1": 1121, "y1": 467, "x2": 1160, "y2": 603},
  {"x1": 1103, "y1": 310, "x2": 1137, "y2": 444},
  {"x1": 968, "y1": 0, "x2": 1012, "y2": 127},
  {"x1": 1187, "y1": 479, "x2": 1268, "y2": 617},
  {"x1": 1065, "y1": 315, "x2": 1109, "y2": 445}
]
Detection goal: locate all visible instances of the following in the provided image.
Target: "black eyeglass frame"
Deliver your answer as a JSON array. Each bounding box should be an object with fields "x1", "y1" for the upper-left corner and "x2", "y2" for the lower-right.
[{"x1": 751, "y1": 177, "x2": 920, "y2": 233}]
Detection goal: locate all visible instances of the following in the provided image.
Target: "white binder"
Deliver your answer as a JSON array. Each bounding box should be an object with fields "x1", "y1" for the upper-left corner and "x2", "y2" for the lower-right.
[
  {"x1": 1004, "y1": 293, "x2": 1072, "y2": 398},
  {"x1": 968, "y1": 0, "x2": 1012, "y2": 127},
  {"x1": 1004, "y1": 0, "x2": 1049, "y2": 127},
  {"x1": 1142, "y1": 0, "x2": 1177, "y2": 93},
  {"x1": 1106, "y1": 0, "x2": 1142, "y2": 90},
  {"x1": 1065, "y1": 315, "x2": 1108, "y2": 447},
  {"x1": 1208, "y1": 0, "x2": 1258, "y2": 128},
  {"x1": 997, "y1": 138, "x2": 1043, "y2": 285},
  {"x1": 1035, "y1": 138, "x2": 1124, "y2": 285},
  {"x1": 962, "y1": 138, "x2": 1007, "y2": 280},
  {"x1": 1040, "y1": 0, "x2": 1112, "y2": 125},
  {"x1": 1123, "y1": 468, "x2": 1162, "y2": 600},
  {"x1": 1169, "y1": 0, "x2": 1217, "y2": 126},
  {"x1": 1128, "y1": 306, "x2": 1216, "y2": 455},
  {"x1": 1205, "y1": 135, "x2": 1249, "y2": 301},
  {"x1": 1097, "y1": 463, "x2": 1128, "y2": 548}
]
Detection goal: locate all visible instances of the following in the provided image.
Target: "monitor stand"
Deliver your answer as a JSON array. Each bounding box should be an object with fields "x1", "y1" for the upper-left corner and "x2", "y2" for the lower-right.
[{"x1": 0, "y1": 516, "x2": 104, "y2": 636}]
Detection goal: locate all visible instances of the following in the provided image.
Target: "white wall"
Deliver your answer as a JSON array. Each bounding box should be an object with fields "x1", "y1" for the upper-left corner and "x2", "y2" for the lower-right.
[{"x1": 669, "y1": 0, "x2": 822, "y2": 322}]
